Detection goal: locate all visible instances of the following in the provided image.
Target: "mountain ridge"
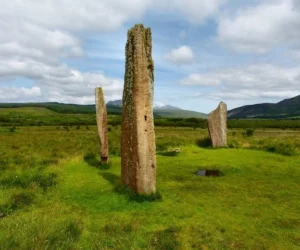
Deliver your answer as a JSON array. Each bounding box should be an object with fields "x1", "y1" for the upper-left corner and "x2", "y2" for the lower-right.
[
  {"x1": 228, "y1": 95, "x2": 300, "y2": 118},
  {"x1": 0, "y1": 102, "x2": 207, "y2": 118}
]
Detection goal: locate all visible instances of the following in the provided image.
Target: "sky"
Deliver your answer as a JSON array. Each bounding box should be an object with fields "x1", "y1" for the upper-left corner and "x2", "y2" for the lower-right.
[{"x1": 1, "y1": 0, "x2": 300, "y2": 113}]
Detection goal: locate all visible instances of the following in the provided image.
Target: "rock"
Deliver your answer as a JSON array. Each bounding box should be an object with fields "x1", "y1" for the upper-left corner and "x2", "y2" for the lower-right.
[
  {"x1": 171, "y1": 148, "x2": 180, "y2": 153},
  {"x1": 121, "y1": 24, "x2": 156, "y2": 194},
  {"x1": 95, "y1": 87, "x2": 109, "y2": 164},
  {"x1": 162, "y1": 148, "x2": 180, "y2": 157},
  {"x1": 207, "y1": 102, "x2": 227, "y2": 147}
]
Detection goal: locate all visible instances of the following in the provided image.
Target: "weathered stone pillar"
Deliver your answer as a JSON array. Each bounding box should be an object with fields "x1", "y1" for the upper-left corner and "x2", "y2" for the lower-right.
[
  {"x1": 121, "y1": 24, "x2": 156, "y2": 194},
  {"x1": 207, "y1": 102, "x2": 227, "y2": 147},
  {"x1": 95, "y1": 87, "x2": 109, "y2": 164}
]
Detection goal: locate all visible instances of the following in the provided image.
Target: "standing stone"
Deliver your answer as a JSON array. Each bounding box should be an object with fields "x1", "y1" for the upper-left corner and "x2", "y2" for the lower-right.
[
  {"x1": 95, "y1": 87, "x2": 109, "y2": 164},
  {"x1": 207, "y1": 102, "x2": 227, "y2": 147},
  {"x1": 121, "y1": 24, "x2": 156, "y2": 194}
]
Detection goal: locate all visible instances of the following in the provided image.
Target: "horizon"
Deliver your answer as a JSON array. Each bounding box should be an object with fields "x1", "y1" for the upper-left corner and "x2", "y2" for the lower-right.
[
  {"x1": 1, "y1": 93, "x2": 300, "y2": 114},
  {"x1": 1, "y1": 1, "x2": 300, "y2": 113}
]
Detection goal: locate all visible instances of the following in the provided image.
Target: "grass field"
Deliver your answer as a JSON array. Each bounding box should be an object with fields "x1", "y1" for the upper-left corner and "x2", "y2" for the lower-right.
[
  {"x1": 0, "y1": 126, "x2": 299, "y2": 249},
  {"x1": 0, "y1": 107, "x2": 57, "y2": 116}
]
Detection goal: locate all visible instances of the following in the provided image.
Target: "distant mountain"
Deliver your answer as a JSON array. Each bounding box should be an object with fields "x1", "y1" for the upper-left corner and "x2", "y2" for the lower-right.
[
  {"x1": 154, "y1": 109, "x2": 207, "y2": 119},
  {"x1": 107, "y1": 100, "x2": 122, "y2": 107},
  {"x1": 108, "y1": 99, "x2": 181, "y2": 110},
  {"x1": 228, "y1": 95, "x2": 300, "y2": 119},
  {"x1": 154, "y1": 105, "x2": 181, "y2": 110},
  {"x1": 106, "y1": 99, "x2": 207, "y2": 118},
  {"x1": 0, "y1": 101, "x2": 207, "y2": 118}
]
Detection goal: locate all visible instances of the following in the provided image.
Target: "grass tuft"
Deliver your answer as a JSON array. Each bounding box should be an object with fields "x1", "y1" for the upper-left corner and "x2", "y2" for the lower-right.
[
  {"x1": 0, "y1": 192, "x2": 35, "y2": 218},
  {"x1": 149, "y1": 226, "x2": 181, "y2": 250},
  {"x1": 114, "y1": 184, "x2": 162, "y2": 203}
]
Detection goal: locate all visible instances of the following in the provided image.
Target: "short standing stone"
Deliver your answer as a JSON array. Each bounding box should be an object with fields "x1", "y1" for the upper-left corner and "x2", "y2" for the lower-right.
[
  {"x1": 95, "y1": 87, "x2": 109, "y2": 164},
  {"x1": 207, "y1": 102, "x2": 227, "y2": 147},
  {"x1": 121, "y1": 24, "x2": 156, "y2": 194}
]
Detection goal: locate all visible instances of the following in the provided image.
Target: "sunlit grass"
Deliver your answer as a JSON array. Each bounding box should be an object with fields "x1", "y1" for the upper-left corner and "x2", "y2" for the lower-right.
[{"x1": 0, "y1": 126, "x2": 299, "y2": 249}]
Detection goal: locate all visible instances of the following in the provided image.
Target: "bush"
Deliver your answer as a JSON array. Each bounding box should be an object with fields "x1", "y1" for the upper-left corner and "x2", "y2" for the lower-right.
[
  {"x1": 8, "y1": 126, "x2": 16, "y2": 132},
  {"x1": 228, "y1": 139, "x2": 240, "y2": 148},
  {"x1": 267, "y1": 143, "x2": 296, "y2": 156},
  {"x1": 245, "y1": 128, "x2": 254, "y2": 137}
]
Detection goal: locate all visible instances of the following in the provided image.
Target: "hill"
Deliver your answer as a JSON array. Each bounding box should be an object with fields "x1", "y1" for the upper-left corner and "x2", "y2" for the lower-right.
[
  {"x1": 228, "y1": 95, "x2": 300, "y2": 119},
  {"x1": 0, "y1": 102, "x2": 207, "y2": 118},
  {"x1": 107, "y1": 100, "x2": 207, "y2": 118},
  {"x1": 153, "y1": 109, "x2": 207, "y2": 118}
]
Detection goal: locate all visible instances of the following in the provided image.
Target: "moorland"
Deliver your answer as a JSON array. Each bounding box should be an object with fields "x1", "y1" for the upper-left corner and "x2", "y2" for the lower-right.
[{"x1": 0, "y1": 106, "x2": 299, "y2": 249}]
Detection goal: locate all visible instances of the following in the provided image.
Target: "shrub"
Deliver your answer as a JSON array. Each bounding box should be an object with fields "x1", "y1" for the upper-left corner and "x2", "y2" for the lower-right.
[
  {"x1": 228, "y1": 139, "x2": 240, "y2": 148},
  {"x1": 8, "y1": 126, "x2": 16, "y2": 132},
  {"x1": 245, "y1": 128, "x2": 254, "y2": 137},
  {"x1": 267, "y1": 143, "x2": 296, "y2": 156}
]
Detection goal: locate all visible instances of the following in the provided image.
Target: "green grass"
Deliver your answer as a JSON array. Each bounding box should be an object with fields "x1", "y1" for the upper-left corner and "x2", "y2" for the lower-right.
[
  {"x1": 0, "y1": 107, "x2": 56, "y2": 116},
  {"x1": 0, "y1": 126, "x2": 299, "y2": 249}
]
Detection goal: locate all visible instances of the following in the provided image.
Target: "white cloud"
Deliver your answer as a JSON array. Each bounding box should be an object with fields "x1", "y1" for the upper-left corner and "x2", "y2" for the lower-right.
[
  {"x1": 217, "y1": 0, "x2": 300, "y2": 53},
  {"x1": 0, "y1": 70, "x2": 123, "y2": 104},
  {"x1": 180, "y1": 64, "x2": 300, "y2": 100},
  {"x1": 0, "y1": 86, "x2": 41, "y2": 102},
  {"x1": 0, "y1": 0, "x2": 151, "y2": 32},
  {"x1": 0, "y1": 0, "x2": 229, "y2": 104},
  {"x1": 164, "y1": 46, "x2": 194, "y2": 64},
  {"x1": 0, "y1": 0, "x2": 153, "y2": 103},
  {"x1": 288, "y1": 49, "x2": 300, "y2": 59},
  {"x1": 154, "y1": 0, "x2": 226, "y2": 24}
]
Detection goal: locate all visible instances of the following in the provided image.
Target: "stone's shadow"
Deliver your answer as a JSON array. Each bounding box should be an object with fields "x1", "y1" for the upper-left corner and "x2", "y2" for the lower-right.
[
  {"x1": 99, "y1": 171, "x2": 162, "y2": 203},
  {"x1": 98, "y1": 172, "x2": 162, "y2": 203},
  {"x1": 84, "y1": 152, "x2": 161, "y2": 203},
  {"x1": 99, "y1": 172, "x2": 119, "y2": 185},
  {"x1": 195, "y1": 169, "x2": 224, "y2": 177},
  {"x1": 195, "y1": 137, "x2": 212, "y2": 148},
  {"x1": 114, "y1": 183, "x2": 162, "y2": 203},
  {"x1": 83, "y1": 152, "x2": 110, "y2": 170}
]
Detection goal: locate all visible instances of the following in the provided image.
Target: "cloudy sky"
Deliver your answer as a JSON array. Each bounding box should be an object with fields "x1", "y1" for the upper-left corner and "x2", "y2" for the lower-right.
[{"x1": 1, "y1": 0, "x2": 300, "y2": 113}]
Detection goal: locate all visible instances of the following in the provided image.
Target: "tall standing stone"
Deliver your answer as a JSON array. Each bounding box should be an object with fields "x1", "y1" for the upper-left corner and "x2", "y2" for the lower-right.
[
  {"x1": 121, "y1": 24, "x2": 156, "y2": 194},
  {"x1": 207, "y1": 102, "x2": 227, "y2": 147},
  {"x1": 95, "y1": 87, "x2": 109, "y2": 164}
]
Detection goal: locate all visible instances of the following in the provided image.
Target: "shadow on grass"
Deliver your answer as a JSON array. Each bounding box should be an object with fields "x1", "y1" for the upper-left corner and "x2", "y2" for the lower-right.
[
  {"x1": 195, "y1": 137, "x2": 212, "y2": 148},
  {"x1": 99, "y1": 172, "x2": 119, "y2": 185},
  {"x1": 99, "y1": 172, "x2": 162, "y2": 203},
  {"x1": 114, "y1": 183, "x2": 162, "y2": 203},
  {"x1": 85, "y1": 153, "x2": 161, "y2": 203},
  {"x1": 83, "y1": 152, "x2": 110, "y2": 170}
]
